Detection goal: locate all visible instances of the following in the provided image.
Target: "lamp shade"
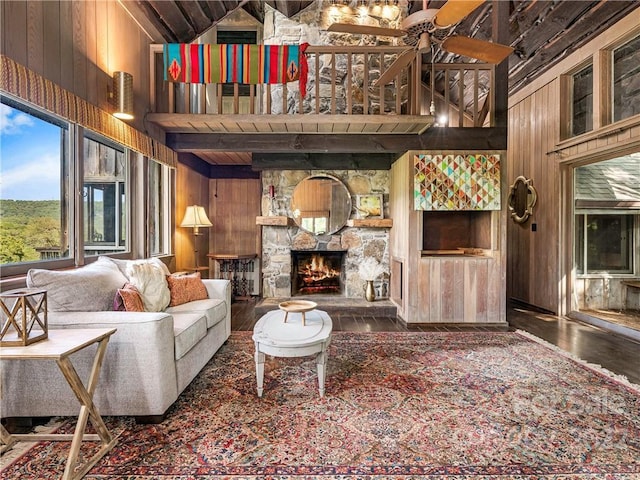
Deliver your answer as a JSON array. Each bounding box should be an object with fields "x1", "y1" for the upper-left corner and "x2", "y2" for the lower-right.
[
  {"x1": 112, "y1": 71, "x2": 134, "y2": 120},
  {"x1": 181, "y1": 205, "x2": 212, "y2": 229}
]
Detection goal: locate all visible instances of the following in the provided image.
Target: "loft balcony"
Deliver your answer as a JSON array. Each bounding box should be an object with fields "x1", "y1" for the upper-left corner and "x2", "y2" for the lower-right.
[{"x1": 145, "y1": 44, "x2": 505, "y2": 161}]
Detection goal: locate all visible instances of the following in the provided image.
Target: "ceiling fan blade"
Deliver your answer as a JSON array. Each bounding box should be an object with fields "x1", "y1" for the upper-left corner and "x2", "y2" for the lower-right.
[
  {"x1": 441, "y1": 36, "x2": 514, "y2": 63},
  {"x1": 327, "y1": 23, "x2": 406, "y2": 37},
  {"x1": 374, "y1": 48, "x2": 416, "y2": 86},
  {"x1": 433, "y1": 0, "x2": 485, "y2": 28}
]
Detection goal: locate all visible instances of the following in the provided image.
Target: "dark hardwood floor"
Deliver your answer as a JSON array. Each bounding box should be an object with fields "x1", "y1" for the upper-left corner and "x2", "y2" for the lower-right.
[{"x1": 233, "y1": 298, "x2": 640, "y2": 385}]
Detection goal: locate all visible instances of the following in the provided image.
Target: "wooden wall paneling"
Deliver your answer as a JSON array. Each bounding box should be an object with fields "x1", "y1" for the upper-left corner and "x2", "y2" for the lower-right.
[
  {"x1": 475, "y1": 258, "x2": 489, "y2": 322},
  {"x1": 72, "y1": 1, "x2": 87, "y2": 99},
  {"x1": 85, "y1": 0, "x2": 98, "y2": 107},
  {"x1": 209, "y1": 178, "x2": 261, "y2": 257},
  {"x1": 26, "y1": 1, "x2": 44, "y2": 74},
  {"x1": 452, "y1": 258, "x2": 465, "y2": 321},
  {"x1": 176, "y1": 163, "x2": 210, "y2": 272},
  {"x1": 2, "y1": 2, "x2": 27, "y2": 67},
  {"x1": 42, "y1": 1, "x2": 61, "y2": 85},
  {"x1": 59, "y1": 1, "x2": 74, "y2": 92},
  {"x1": 463, "y1": 259, "x2": 477, "y2": 323}
]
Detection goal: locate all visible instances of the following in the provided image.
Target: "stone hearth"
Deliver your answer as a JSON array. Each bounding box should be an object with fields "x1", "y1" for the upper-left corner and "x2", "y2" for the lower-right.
[{"x1": 255, "y1": 296, "x2": 397, "y2": 318}]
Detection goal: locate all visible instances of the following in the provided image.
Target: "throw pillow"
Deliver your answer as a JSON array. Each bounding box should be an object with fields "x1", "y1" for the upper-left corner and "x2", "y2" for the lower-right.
[
  {"x1": 166, "y1": 272, "x2": 209, "y2": 307},
  {"x1": 102, "y1": 256, "x2": 171, "y2": 280},
  {"x1": 126, "y1": 262, "x2": 171, "y2": 312},
  {"x1": 27, "y1": 256, "x2": 129, "y2": 312},
  {"x1": 114, "y1": 283, "x2": 145, "y2": 312}
]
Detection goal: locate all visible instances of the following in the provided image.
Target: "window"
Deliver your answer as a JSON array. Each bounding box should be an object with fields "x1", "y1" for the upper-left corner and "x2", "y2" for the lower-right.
[
  {"x1": 148, "y1": 160, "x2": 171, "y2": 256},
  {"x1": 216, "y1": 30, "x2": 257, "y2": 97},
  {"x1": 574, "y1": 155, "x2": 640, "y2": 275},
  {"x1": 575, "y1": 214, "x2": 633, "y2": 274},
  {"x1": 0, "y1": 97, "x2": 71, "y2": 269},
  {"x1": 613, "y1": 35, "x2": 640, "y2": 122},
  {"x1": 571, "y1": 64, "x2": 593, "y2": 136},
  {"x1": 83, "y1": 133, "x2": 128, "y2": 256}
]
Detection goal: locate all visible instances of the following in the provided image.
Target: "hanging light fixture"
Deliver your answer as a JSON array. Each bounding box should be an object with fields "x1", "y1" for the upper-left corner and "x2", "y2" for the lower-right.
[{"x1": 111, "y1": 71, "x2": 134, "y2": 120}]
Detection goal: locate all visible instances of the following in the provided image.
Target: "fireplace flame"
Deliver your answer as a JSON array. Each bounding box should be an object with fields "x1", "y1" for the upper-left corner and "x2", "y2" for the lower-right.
[{"x1": 301, "y1": 254, "x2": 340, "y2": 283}]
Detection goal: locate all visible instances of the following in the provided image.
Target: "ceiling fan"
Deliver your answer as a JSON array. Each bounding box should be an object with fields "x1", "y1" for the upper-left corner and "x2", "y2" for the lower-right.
[{"x1": 327, "y1": 0, "x2": 514, "y2": 86}]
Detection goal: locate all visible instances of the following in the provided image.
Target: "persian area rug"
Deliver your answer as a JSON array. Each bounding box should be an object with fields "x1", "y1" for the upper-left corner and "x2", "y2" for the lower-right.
[{"x1": 2, "y1": 331, "x2": 639, "y2": 479}]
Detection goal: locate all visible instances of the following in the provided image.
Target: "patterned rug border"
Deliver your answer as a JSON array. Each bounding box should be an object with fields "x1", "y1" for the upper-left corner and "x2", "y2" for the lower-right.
[{"x1": 513, "y1": 329, "x2": 640, "y2": 393}]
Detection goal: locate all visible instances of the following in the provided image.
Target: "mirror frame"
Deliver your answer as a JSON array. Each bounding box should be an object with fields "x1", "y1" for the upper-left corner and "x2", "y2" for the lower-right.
[
  {"x1": 290, "y1": 174, "x2": 352, "y2": 235},
  {"x1": 508, "y1": 175, "x2": 538, "y2": 224}
]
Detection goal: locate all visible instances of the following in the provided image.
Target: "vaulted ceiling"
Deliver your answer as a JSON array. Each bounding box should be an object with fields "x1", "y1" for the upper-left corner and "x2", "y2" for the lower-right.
[{"x1": 123, "y1": 1, "x2": 639, "y2": 170}]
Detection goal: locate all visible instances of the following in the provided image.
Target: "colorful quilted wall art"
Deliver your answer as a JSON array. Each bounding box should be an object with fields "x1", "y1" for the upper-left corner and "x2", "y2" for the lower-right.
[{"x1": 414, "y1": 154, "x2": 501, "y2": 211}]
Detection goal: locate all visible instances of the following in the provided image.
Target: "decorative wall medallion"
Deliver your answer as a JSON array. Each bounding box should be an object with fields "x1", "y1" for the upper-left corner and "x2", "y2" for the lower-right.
[{"x1": 507, "y1": 175, "x2": 537, "y2": 223}]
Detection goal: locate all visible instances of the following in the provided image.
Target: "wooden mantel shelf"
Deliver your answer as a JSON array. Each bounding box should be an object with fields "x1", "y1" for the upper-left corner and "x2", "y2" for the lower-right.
[
  {"x1": 256, "y1": 216, "x2": 295, "y2": 226},
  {"x1": 347, "y1": 218, "x2": 393, "y2": 228}
]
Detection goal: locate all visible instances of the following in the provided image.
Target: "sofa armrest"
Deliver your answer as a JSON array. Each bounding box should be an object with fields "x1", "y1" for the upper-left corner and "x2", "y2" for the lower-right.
[
  {"x1": 202, "y1": 279, "x2": 232, "y2": 338},
  {"x1": 3, "y1": 310, "x2": 180, "y2": 417}
]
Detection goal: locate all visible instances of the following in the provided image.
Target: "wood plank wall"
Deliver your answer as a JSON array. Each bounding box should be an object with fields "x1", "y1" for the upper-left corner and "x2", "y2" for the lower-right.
[
  {"x1": 506, "y1": 11, "x2": 640, "y2": 315},
  {"x1": 208, "y1": 177, "x2": 261, "y2": 268},
  {"x1": 175, "y1": 164, "x2": 210, "y2": 273},
  {"x1": 1, "y1": 0, "x2": 153, "y2": 135}
]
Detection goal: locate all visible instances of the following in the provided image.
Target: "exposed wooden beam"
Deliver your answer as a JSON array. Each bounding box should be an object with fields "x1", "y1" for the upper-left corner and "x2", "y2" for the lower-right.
[
  {"x1": 209, "y1": 165, "x2": 260, "y2": 179},
  {"x1": 252, "y1": 153, "x2": 398, "y2": 170},
  {"x1": 493, "y1": 0, "x2": 509, "y2": 128},
  {"x1": 166, "y1": 127, "x2": 508, "y2": 153},
  {"x1": 177, "y1": 152, "x2": 211, "y2": 178}
]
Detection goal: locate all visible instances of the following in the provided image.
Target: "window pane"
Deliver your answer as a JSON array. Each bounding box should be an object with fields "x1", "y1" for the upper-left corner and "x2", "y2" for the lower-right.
[
  {"x1": 585, "y1": 215, "x2": 631, "y2": 272},
  {"x1": 613, "y1": 35, "x2": 640, "y2": 122},
  {"x1": 149, "y1": 160, "x2": 168, "y2": 255},
  {"x1": 572, "y1": 64, "x2": 593, "y2": 136},
  {"x1": 83, "y1": 134, "x2": 127, "y2": 255},
  {"x1": 575, "y1": 214, "x2": 585, "y2": 274},
  {"x1": 0, "y1": 99, "x2": 70, "y2": 265}
]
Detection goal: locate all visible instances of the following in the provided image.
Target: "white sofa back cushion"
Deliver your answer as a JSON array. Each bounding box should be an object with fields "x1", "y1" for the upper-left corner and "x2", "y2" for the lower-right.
[{"x1": 27, "y1": 256, "x2": 128, "y2": 311}]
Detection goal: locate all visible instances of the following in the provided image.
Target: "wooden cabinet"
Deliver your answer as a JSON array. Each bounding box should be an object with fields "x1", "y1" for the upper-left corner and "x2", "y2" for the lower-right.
[{"x1": 390, "y1": 152, "x2": 507, "y2": 324}]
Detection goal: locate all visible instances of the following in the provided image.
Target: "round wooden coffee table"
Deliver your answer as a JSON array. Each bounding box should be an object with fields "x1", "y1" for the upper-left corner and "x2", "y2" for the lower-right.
[{"x1": 252, "y1": 308, "x2": 333, "y2": 397}]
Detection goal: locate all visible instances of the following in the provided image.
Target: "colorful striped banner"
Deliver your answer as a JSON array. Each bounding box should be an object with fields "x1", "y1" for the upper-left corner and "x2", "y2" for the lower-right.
[{"x1": 163, "y1": 43, "x2": 309, "y2": 95}]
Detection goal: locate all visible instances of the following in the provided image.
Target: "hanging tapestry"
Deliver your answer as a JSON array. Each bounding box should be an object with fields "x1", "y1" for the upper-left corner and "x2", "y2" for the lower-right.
[
  {"x1": 414, "y1": 154, "x2": 501, "y2": 211},
  {"x1": 163, "y1": 43, "x2": 309, "y2": 96}
]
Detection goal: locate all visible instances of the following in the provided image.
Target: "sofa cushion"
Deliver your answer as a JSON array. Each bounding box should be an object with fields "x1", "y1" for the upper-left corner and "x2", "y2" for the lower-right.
[
  {"x1": 104, "y1": 256, "x2": 171, "y2": 280},
  {"x1": 27, "y1": 256, "x2": 128, "y2": 312},
  {"x1": 114, "y1": 283, "x2": 145, "y2": 312},
  {"x1": 166, "y1": 273, "x2": 208, "y2": 307},
  {"x1": 127, "y1": 262, "x2": 171, "y2": 312},
  {"x1": 172, "y1": 313, "x2": 207, "y2": 360},
  {"x1": 165, "y1": 298, "x2": 226, "y2": 329}
]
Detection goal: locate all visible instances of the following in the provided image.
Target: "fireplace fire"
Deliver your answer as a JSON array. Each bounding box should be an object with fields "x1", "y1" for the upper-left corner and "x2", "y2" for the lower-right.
[{"x1": 291, "y1": 250, "x2": 345, "y2": 295}]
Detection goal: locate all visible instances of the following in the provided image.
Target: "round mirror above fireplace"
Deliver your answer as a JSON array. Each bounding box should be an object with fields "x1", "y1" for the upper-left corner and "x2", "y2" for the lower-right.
[{"x1": 291, "y1": 174, "x2": 352, "y2": 235}]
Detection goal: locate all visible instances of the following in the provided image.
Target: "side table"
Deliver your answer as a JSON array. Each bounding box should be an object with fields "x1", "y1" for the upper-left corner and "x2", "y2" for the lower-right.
[
  {"x1": 0, "y1": 328, "x2": 117, "y2": 480},
  {"x1": 208, "y1": 253, "x2": 257, "y2": 299}
]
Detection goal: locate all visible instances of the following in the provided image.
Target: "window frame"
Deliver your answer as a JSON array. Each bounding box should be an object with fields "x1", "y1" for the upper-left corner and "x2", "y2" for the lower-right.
[
  {"x1": 0, "y1": 94, "x2": 77, "y2": 276},
  {"x1": 147, "y1": 159, "x2": 173, "y2": 257}
]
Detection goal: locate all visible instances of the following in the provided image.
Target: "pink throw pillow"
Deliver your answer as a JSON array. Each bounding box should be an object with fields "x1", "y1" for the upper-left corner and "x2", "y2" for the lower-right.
[{"x1": 114, "y1": 283, "x2": 145, "y2": 312}]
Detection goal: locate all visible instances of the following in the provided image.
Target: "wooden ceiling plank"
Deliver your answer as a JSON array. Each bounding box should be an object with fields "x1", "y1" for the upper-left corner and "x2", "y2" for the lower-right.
[{"x1": 146, "y1": 1, "x2": 196, "y2": 43}]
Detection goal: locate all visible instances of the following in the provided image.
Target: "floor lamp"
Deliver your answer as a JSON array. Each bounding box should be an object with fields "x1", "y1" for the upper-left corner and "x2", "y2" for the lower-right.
[{"x1": 180, "y1": 205, "x2": 212, "y2": 269}]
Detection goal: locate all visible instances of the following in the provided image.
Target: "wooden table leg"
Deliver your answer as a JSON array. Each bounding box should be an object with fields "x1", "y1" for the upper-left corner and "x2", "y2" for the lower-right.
[
  {"x1": 56, "y1": 336, "x2": 117, "y2": 480},
  {"x1": 316, "y1": 350, "x2": 327, "y2": 397}
]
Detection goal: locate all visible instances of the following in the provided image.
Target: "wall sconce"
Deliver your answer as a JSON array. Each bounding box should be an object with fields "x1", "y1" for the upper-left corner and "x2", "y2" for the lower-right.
[
  {"x1": 111, "y1": 71, "x2": 134, "y2": 120},
  {"x1": 180, "y1": 205, "x2": 212, "y2": 268}
]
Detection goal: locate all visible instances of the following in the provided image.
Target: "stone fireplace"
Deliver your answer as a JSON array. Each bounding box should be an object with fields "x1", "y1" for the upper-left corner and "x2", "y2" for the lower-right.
[
  {"x1": 260, "y1": 169, "x2": 391, "y2": 299},
  {"x1": 291, "y1": 250, "x2": 346, "y2": 296}
]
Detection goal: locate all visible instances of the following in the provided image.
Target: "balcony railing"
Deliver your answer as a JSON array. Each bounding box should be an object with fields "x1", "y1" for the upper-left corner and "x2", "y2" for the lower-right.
[{"x1": 150, "y1": 44, "x2": 496, "y2": 128}]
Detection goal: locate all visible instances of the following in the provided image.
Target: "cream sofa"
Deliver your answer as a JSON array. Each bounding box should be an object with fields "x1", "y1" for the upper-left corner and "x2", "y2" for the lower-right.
[{"x1": 0, "y1": 256, "x2": 231, "y2": 421}]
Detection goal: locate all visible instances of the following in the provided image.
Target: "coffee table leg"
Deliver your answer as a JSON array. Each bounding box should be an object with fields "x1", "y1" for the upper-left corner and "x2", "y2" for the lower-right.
[
  {"x1": 316, "y1": 351, "x2": 327, "y2": 397},
  {"x1": 255, "y1": 347, "x2": 265, "y2": 397}
]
